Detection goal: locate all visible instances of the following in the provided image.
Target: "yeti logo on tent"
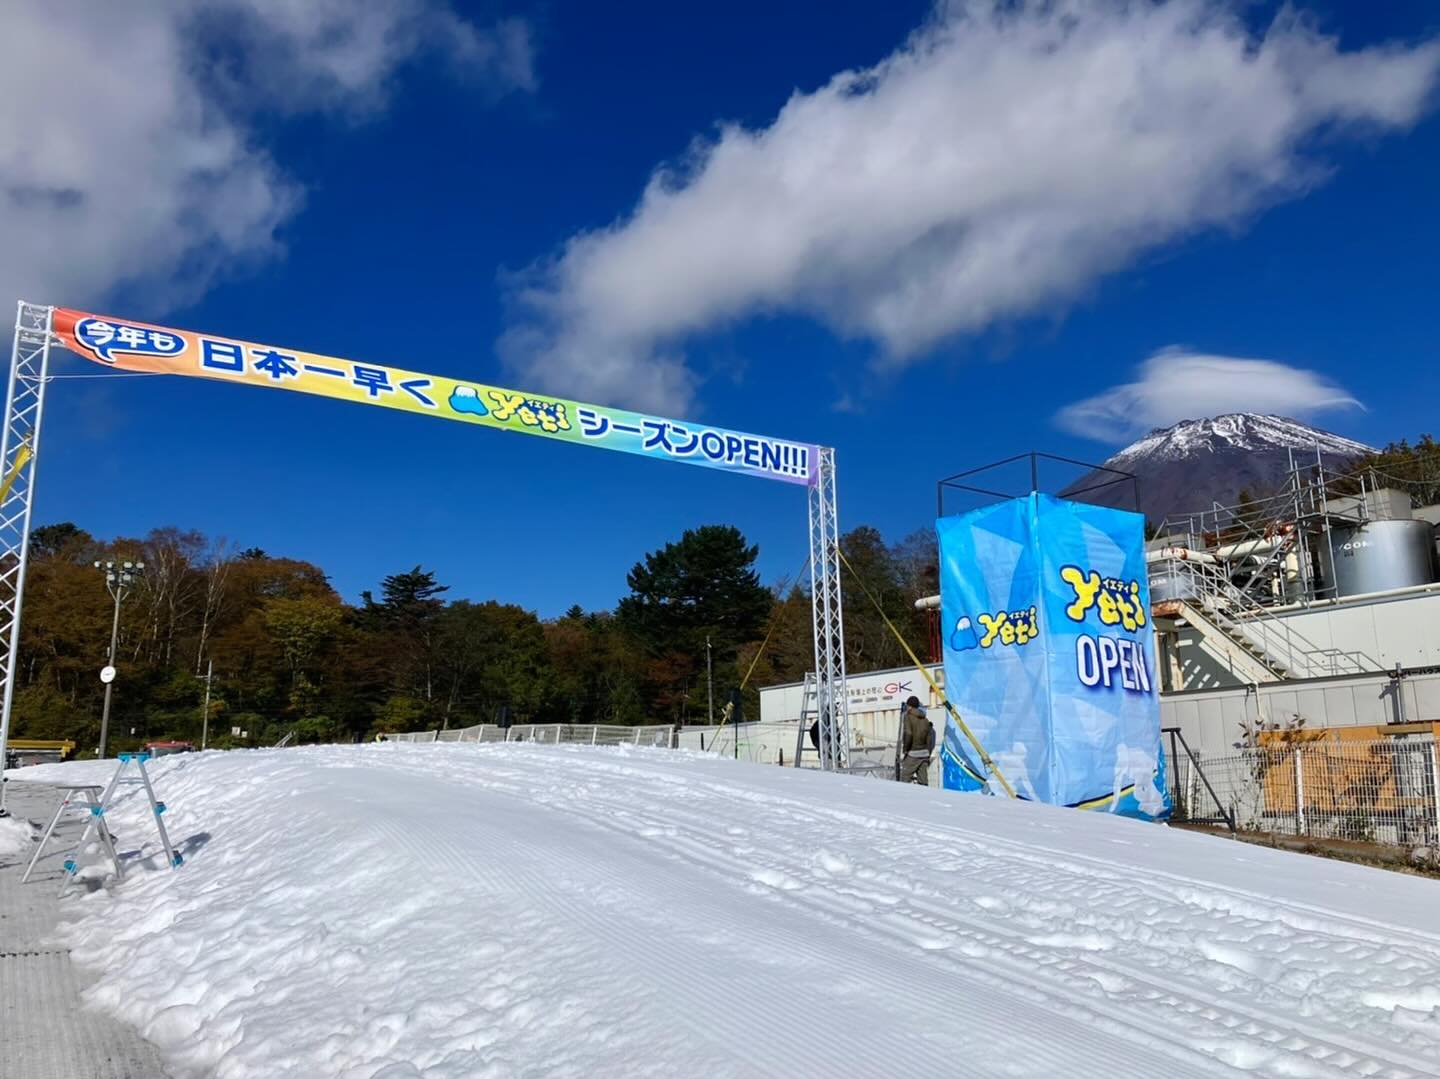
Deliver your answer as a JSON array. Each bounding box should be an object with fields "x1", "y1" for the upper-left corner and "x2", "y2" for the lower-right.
[{"x1": 951, "y1": 615, "x2": 979, "y2": 651}]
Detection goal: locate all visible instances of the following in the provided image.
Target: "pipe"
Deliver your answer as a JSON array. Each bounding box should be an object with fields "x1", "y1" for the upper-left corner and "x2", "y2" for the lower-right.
[
  {"x1": 1264, "y1": 578, "x2": 1440, "y2": 615},
  {"x1": 914, "y1": 594, "x2": 941, "y2": 610},
  {"x1": 1212, "y1": 536, "x2": 1284, "y2": 561},
  {"x1": 1144, "y1": 547, "x2": 1218, "y2": 565}
]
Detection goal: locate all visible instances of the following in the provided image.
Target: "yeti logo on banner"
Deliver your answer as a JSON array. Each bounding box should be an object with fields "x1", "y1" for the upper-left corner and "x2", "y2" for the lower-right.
[{"x1": 1061, "y1": 565, "x2": 1151, "y2": 695}]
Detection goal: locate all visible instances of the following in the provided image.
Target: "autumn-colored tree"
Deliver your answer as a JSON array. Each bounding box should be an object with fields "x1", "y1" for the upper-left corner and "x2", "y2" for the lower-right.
[{"x1": 8, "y1": 514, "x2": 924, "y2": 749}]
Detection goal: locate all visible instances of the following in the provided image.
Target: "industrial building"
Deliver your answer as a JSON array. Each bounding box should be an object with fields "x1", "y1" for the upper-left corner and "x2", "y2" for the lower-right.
[
  {"x1": 1148, "y1": 464, "x2": 1440, "y2": 756},
  {"x1": 758, "y1": 458, "x2": 1440, "y2": 786}
]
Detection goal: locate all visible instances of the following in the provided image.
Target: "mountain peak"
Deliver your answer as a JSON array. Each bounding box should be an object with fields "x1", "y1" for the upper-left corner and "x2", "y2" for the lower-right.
[{"x1": 1065, "y1": 413, "x2": 1374, "y2": 522}]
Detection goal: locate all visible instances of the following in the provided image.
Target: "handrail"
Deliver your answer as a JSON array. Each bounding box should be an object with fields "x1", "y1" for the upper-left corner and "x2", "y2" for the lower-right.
[{"x1": 1155, "y1": 555, "x2": 1378, "y2": 677}]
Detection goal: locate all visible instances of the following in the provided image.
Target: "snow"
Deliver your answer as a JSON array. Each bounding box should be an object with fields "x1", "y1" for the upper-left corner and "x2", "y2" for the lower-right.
[
  {"x1": 0, "y1": 813, "x2": 36, "y2": 859},
  {"x1": 1108, "y1": 413, "x2": 1373, "y2": 467},
  {"x1": 8, "y1": 743, "x2": 1440, "y2": 1077}
]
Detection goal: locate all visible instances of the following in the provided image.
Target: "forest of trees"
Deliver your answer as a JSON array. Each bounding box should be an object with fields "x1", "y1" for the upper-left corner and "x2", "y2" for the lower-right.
[
  {"x1": 11, "y1": 520, "x2": 937, "y2": 755},
  {"x1": 1348, "y1": 434, "x2": 1440, "y2": 507}
]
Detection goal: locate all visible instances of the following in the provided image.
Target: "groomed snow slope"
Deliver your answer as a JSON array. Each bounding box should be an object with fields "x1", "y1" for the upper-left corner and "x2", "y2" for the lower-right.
[{"x1": 10, "y1": 744, "x2": 1440, "y2": 1078}]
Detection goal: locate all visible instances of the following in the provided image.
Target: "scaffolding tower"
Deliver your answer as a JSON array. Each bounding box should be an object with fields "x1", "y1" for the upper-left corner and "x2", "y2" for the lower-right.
[
  {"x1": 0, "y1": 302, "x2": 53, "y2": 813},
  {"x1": 808, "y1": 446, "x2": 851, "y2": 769}
]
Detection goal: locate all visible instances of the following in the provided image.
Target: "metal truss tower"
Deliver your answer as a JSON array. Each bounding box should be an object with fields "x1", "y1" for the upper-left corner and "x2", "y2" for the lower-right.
[
  {"x1": 807, "y1": 446, "x2": 850, "y2": 770},
  {"x1": 0, "y1": 302, "x2": 53, "y2": 813}
]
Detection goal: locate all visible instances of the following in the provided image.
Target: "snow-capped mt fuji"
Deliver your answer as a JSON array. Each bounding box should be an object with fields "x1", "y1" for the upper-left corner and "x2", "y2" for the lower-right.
[{"x1": 1062, "y1": 413, "x2": 1374, "y2": 524}]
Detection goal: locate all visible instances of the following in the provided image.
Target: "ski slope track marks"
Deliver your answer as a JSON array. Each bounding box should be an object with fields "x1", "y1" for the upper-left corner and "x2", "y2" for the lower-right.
[{"x1": 8, "y1": 744, "x2": 1440, "y2": 1077}]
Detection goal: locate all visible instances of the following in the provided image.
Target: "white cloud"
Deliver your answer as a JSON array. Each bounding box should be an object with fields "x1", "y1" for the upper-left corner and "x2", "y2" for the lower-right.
[
  {"x1": 0, "y1": 2, "x2": 532, "y2": 315},
  {"x1": 503, "y1": 0, "x2": 1440, "y2": 414},
  {"x1": 1054, "y1": 347, "x2": 1361, "y2": 441}
]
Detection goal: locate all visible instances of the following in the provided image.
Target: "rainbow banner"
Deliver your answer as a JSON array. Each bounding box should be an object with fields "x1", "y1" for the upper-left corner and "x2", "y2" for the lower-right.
[{"x1": 52, "y1": 308, "x2": 819, "y2": 486}]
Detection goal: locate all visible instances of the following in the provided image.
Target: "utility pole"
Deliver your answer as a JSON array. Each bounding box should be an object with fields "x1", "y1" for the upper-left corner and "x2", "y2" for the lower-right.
[
  {"x1": 706, "y1": 636, "x2": 714, "y2": 726},
  {"x1": 95, "y1": 559, "x2": 143, "y2": 759},
  {"x1": 200, "y1": 658, "x2": 213, "y2": 750}
]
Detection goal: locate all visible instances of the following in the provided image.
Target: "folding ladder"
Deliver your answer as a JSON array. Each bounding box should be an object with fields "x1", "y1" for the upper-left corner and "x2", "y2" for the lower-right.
[
  {"x1": 792, "y1": 671, "x2": 819, "y2": 767},
  {"x1": 30, "y1": 752, "x2": 182, "y2": 893},
  {"x1": 21, "y1": 783, "x2": 122, "y2": 885}
]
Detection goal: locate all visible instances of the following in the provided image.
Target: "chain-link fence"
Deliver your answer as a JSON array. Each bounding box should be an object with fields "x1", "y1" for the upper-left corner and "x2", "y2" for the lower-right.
[
  {"x1": 1170, "y1": 735, "x2": 1439, "y2": 853},
  {"x1": 385, "y1": 723, "x2": 676, "y2": 748}
]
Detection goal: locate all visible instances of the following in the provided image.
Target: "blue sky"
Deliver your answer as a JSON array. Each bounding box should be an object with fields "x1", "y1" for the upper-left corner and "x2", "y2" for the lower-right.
[{"x1": 6, "y1": 1, "x2": 1440, "y2": 615}]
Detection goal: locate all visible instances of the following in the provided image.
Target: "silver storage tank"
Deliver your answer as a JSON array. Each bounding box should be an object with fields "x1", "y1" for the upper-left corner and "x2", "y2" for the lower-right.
[
  {"x1": 1148, "y1": 565, "x2": 1186, "y2": 603},
  {"x1": 1318, "y1": 520, "x2": 1439, "y2": 598}
]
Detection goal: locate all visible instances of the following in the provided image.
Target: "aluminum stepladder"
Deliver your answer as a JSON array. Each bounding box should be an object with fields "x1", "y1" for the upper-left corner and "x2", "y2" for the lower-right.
[
  {"x1": 54, "y1": 751, "x2": 182, "y2": 892},
  {"x1": 21, "y1": 783, "x2": 122, "y2": 885},
  {"x1": 791, "y1": 671, "x2": 818, "y2": 767}
]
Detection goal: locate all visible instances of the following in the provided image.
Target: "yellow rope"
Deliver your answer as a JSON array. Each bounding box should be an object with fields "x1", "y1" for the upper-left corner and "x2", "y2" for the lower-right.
[
  {"x1": 739, "y1": 596, "x2": 789, "y2": 692},
  {"x1": 836, "y1": 547, "x2": 1017, "y2": 798},
  {"x1": 0, "y1": 442, "x2": 33, "y2": 503},
  {"x1": 709, "y1": 555, "x2": 809, "y2": 740}
]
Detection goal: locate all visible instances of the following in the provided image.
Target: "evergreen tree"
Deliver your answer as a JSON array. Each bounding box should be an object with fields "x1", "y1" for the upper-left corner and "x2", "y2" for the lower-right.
[
  {"x1": 616, "y1": 525, "x2": 772, "y2": 722},
  {"x1": 363, "y1": 567, "x2": 450, "y2": 715},
  {"x1": 616, "y1": 526, "x2": 771, "y2": 657},
  {"x1": 1349, "y1": 435, "x2": 1440, "y2": 507},
  {"x1": 29, "y1": 522, "x2": 91, "y2": 559},
  {"x1": 838, "y1": 526, "x2": 923, "y2": 671}
]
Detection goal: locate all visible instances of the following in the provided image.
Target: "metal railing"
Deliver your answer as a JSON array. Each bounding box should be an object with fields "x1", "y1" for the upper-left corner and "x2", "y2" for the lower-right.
[
  {"x1": 1155, "y1": 445, "x2": 1387, "y2": 548},
  {"x1": 385, "y1": 723, "x2": 676, "y2": 748},
  {"x1": 1155, "y1": 553, "x2": 1374, "y2": 677},
  {"x1": 1169, "y1": 736, "x2": 1439, "y2": 854}
]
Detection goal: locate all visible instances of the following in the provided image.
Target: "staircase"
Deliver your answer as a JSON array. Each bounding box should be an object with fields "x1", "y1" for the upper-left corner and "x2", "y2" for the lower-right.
[
  {"x1": 1153, "y1": 554, "x2": 1373, "y2": 682},
  {"x1": 1232, "y1": 529, "x2": 1297, "y2": 603},
  {"x1": 1171, "y1": 599, "x2": 1287, "y2": 683}
]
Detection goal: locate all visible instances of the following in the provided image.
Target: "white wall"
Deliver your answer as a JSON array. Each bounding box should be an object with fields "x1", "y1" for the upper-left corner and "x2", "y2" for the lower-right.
[
  {"x1": 1170, "y1": 587, "x2": 1440, "y2": 692},
  {"x1": 758, "y1": 645, "x2": 1440, "y2": 783},
  {"x1": 755, "y1": 665, "x2": 948, "y2": 786},
  {"x1": 1269, "y1": 587, "x2": 1440, "y2": 669},
  {"x1": 758, "y1": 663, "x2": 947, "y2": 754},
  {"x1": 1161, "y1": 670, "x2": 1440, "y2": 756}
]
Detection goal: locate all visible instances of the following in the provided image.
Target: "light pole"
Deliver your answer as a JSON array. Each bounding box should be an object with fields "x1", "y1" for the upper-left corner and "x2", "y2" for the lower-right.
[
  {"x1": 95, "y1": 559, "x2": 143, "y2": 759},
  {"x1": 706, "y1": 636, "x2": 714, "y2": 726},
  {"x1": 199, "y1": 658, "x2": 213, "y2": 751}
]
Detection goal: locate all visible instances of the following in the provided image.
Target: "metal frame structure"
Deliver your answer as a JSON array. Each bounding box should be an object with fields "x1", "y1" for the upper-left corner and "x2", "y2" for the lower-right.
[
  {"x1": 808, "y1": 446, "x2": 850, "y2": 769},
  {"x1": 0, "y1": 302, "x2": 53, "y2": 814},
  {"x1": 1154, "y1": 444, "x2": 1389, "y2": 609},
  {"x1": 0, "y1": 300, "x2": 856, "y2": 792},
  {"x1": 938, "y1": 450, "x2": 1139, "y2": 517}
]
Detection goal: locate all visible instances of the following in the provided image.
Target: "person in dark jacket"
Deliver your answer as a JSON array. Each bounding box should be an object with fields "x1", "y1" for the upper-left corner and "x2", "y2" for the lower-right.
[{"x1": 899, "y1": 695, "x2": 935, "y2": 785}]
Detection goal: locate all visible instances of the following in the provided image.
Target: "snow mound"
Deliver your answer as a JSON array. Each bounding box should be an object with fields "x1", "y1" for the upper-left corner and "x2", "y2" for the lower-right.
[
  {"x1": 0, "y1": 812, "x2": 36, "y2": 860},
  {"x1": 9, "y1": 745, "x2": 1440, "y2": 1077}
]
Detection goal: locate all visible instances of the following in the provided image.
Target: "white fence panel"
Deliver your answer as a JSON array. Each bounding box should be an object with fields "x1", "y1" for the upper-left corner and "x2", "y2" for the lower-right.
[
  {"x1": 388, "y1": 724, "x2": 677, "y2": 750},
  {"x1": 1173, "y1": 736, "x2": 1438, "y2": 853}
]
